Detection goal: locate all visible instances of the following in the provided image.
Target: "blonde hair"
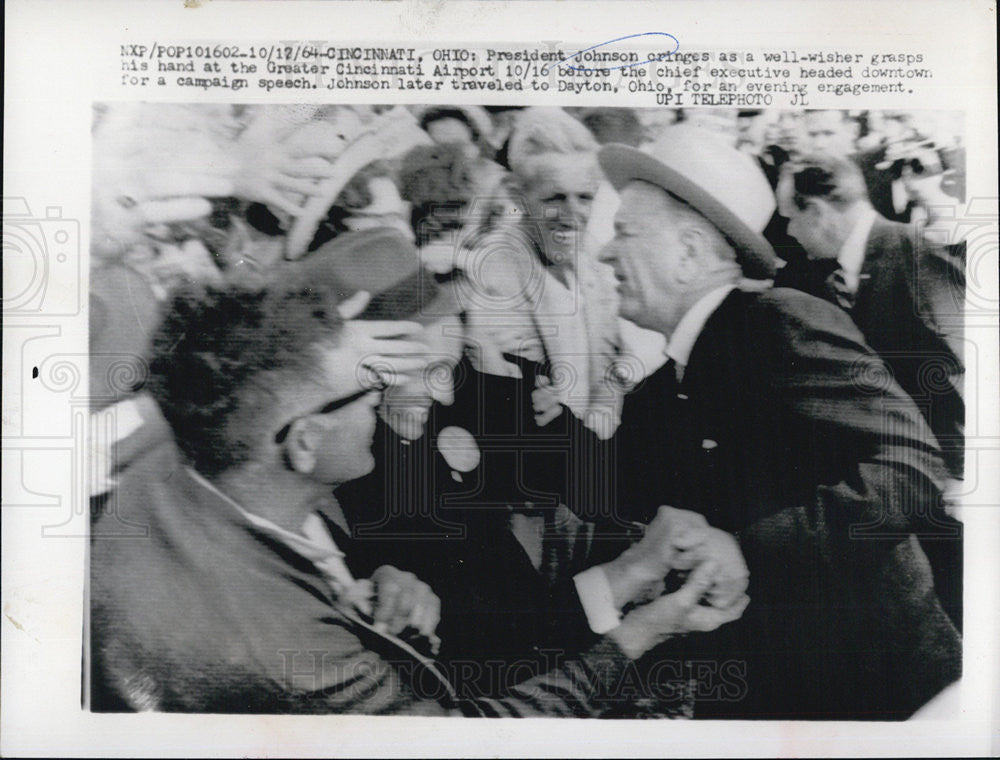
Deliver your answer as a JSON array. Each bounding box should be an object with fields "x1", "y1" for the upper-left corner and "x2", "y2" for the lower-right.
[{"x1": 506, "y1": 108, "x2": 599, "y2": 179}]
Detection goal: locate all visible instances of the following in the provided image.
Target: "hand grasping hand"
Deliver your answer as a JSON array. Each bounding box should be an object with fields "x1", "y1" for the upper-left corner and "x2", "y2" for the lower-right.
[
  {"x1": 669, "y1": 523, "x2": 750, "y2": 609},
  {"x1": 609, "y1": 560, "x2": 750, "y2": 660}
]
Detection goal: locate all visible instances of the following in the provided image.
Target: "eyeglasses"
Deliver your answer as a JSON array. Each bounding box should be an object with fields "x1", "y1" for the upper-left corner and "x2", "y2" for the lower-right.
[{"x1": 273, "y1": 386, "x2": 380, "y2": 444}]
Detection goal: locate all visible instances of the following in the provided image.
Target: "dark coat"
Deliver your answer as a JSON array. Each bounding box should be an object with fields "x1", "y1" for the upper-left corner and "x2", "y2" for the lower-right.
[
  {"x1": 603, "y1": 286, "x2": 961, "y2": 719},
  {"x1": 333, "y1": 358, "x2": 627, "y2": 700},
  {"x1": 774, "y1": 219, "x2": 965, "y2": 629},
  {"x1": 89, "y1": 443, "x2": 637, "y2": 716},
  {"x1": 774, "y1": 217, "x2": 965, "y2": 474}
]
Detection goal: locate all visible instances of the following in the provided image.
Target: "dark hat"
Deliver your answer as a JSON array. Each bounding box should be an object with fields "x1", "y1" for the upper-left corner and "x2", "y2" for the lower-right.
[{"x1": 285, "y1": 227, "x2": 460, "y2": 324}]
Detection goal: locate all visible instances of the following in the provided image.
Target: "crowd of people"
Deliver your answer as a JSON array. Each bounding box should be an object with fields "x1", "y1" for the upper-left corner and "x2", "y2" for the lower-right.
[{"x1": 88, "y1": 104, "x2": 965, "y2": 719}]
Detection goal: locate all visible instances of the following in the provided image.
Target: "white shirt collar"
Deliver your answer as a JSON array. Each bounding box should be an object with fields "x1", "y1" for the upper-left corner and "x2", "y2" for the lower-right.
[
  {"x1": 185, "y1": 467, "x2": 352, "y2": 567},
  {"x1": 184, "y1": 469, "x2": 447, "y2": 668},
  {"x1": 666, "y1": 284, "x2": 736, "y2": 372},
  {"x1": 837, "y1": 205, "x2": 878, "y2": 285}
]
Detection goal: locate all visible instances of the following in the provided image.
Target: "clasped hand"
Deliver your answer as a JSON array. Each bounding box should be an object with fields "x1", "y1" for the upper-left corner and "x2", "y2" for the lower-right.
[{"x1": 604, "y1": 506, "x2": 750, "y2": 659}]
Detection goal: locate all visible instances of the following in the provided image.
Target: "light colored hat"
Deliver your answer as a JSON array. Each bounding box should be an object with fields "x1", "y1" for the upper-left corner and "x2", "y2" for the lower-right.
[{"x1": 599, "y1": 125, "x2": 777, "y2": 279}]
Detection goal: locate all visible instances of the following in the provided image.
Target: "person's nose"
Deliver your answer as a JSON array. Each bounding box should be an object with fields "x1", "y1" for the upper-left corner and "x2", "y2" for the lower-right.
[{"x1": 567, "y1": 196, "x2": 590, "y2": 225}]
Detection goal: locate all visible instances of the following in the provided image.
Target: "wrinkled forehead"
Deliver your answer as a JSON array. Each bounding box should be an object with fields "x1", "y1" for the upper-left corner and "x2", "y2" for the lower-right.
[
  {"x1": 427, "y1": 116, "x2": 475, "y2": 139},
  {"x1": 522, "y1": 152, "x2": 600, "y2": 191},
  {"x1": 615, "y1": 180, "x2": 676, "y2": 227}
]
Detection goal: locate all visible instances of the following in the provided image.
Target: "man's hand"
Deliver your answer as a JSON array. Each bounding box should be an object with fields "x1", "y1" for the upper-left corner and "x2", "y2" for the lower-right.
[
  {"x1": 670, "y1": 525, "x2": 750, "y2": 609},
  {"x1": 608, "y1": 561, "x2": 750, "y2": 660},
  {"x1": 339, "y1": 317, "x2": 432, "y2": 389},
  {"x1": 230, "y1": 106, "x2": 370, "y2": 218},
  {"x1": 369, "y1": 566, "x2": 441, "y2": 646},
  {"x1": 598, "y1": 506, "x2": 711, "y2": 610}
]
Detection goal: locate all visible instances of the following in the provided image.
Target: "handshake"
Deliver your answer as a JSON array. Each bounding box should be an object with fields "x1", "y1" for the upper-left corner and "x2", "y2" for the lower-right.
[{"x1": 599, "y1": 507, "x2": 750, "y2": 660}]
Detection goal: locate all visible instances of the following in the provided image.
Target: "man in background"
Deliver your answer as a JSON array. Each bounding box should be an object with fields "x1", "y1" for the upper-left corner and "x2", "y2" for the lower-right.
[
  {"x1": 775, "y1": 153, "x2": 965, "y2": 629},
  {"x1": 90, "y1": 273, "x2": 750, "y2": 715}
]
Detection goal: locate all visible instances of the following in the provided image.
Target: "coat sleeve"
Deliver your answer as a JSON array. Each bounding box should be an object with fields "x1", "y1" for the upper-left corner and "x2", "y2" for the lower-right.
[
  {"x1": 758, "y1": 289, "x2": 950, "y2": 539},
  {"x1": 745, "y1": 290, "x2": 961, "y2": 715},
  {"x1": 457, "y1": 637, "x2": 648, "y2": 718}
]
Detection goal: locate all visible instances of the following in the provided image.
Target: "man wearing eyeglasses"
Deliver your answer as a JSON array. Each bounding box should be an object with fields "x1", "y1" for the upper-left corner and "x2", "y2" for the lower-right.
[{"x1": 89, "y1": 275, "x2": 749, "y2": 716}]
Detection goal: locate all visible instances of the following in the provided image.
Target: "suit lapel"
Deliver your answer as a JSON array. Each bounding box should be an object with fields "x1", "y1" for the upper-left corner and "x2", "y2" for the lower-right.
[
  {"x1": 670, "y1": 290, "x2": 751, "y2": 530},
  {"x1": 851, "y1": 217, "x2": 910, "y2": 348}
]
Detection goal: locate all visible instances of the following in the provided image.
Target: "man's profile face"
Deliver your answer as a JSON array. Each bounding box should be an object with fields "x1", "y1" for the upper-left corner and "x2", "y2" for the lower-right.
[
  {"x1": 803, "y1": 111, "x2": 857, "y2": 156},
  {"x1": 280, "y1": 341, "x2": 382, "y2": 484},
  {"x1": 308, "y1": 389, "x2": 382, "y2": 484},
  {"x1": 765, "y1": 112, "x2": 803, "y2": 154},
  {"x1": 777, "y1": 174, "x2": 838, "y2": 261},
  {"x1": 599, "y1": 181, "x2": 686, "y2": 336}
]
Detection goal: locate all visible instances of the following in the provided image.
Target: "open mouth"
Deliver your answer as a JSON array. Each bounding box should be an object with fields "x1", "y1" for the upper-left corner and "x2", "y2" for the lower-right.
[{"x1": 549, "y1": 221, "x2": 579, "y2": 244}]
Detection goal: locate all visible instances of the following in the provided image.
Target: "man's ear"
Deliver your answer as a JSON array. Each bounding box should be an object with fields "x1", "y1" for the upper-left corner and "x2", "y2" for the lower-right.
[
  {"x1": 808, "y1": 197, "x2": 841, "y2": 227},
  {"x1": 676, "y1": 226, "x2": 713, "y2": 283},
  {"x1": 775, "y1": 173, "x2": 797, "y2": 219},
  {"x1": 283, "y1": 416, "x2": 325, "y2": 475}
]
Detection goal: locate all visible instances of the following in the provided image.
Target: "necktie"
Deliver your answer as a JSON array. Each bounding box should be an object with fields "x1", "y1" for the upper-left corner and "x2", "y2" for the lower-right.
[
  {"x1": 663, "y1": 357, "x2": 680, "y2": 397},
  {"x1": 826, "y1": 267, "x2": 857, "y2": 310}
]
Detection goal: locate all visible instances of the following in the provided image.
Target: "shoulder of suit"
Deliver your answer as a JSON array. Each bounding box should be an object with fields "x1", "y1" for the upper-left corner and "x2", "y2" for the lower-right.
[
  {"x1": 867, "y1": 218, "x2": 964, "y2": 279},
  {"x1": 866, "y1": 216, "x2": 916, "y2": 251},
  {"x1": 750, "y1": 286, "x2": 867, "y2": 340},
  {"x1": 745, "y1": 284, "x2": 836, "y2": 314}
]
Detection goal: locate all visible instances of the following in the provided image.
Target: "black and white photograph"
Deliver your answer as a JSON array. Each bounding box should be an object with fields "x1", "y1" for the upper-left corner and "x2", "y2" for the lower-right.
[
  {"x1": 3, "y1": 0, "x2": 997, "y2": 756},
  {"x1": 87, "y1": 102, "x2": 968, "y2": 719}
]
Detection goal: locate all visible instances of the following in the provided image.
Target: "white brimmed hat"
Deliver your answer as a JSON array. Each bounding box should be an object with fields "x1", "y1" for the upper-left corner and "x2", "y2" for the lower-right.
[{"x1": 599, "y1": 125, "x2": 778, "y2": 279}]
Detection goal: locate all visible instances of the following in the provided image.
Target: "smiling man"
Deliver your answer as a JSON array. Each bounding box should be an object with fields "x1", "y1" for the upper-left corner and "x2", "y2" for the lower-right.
[{"x1": 592, "y1": 124, "x2": 961, "y2": 719}]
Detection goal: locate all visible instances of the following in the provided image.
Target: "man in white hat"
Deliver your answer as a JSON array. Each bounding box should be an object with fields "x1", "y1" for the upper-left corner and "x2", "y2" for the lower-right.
[{"x1": 589, "y1": 125, "x2": 961, "y2": 719}]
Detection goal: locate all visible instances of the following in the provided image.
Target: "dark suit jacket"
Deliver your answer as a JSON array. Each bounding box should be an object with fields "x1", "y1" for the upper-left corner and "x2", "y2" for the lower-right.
[
  {"x1": 604, "y1": 287, "x2": 961, "y2": 719},
  {"x1": 855, "y1": 146, "x2": 912, "y2": 223},
  {"x1": 853, "y1": 219, "x2": 964, "y2": 472},
  {"x1": 89, "y1": 442, "x2": 638, "y2": 716},
  {"x1": 773, "y1": 219, "x2": 965, "y2": 630},
  {"x1": 774, "y1": 217, "x2": 965, "y2": 475}
]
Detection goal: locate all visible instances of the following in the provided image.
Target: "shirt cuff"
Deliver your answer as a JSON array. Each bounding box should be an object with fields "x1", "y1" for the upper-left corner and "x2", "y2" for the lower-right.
[{"x1": 573, "y1": 566, "x2": 622, "y2": 635}]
